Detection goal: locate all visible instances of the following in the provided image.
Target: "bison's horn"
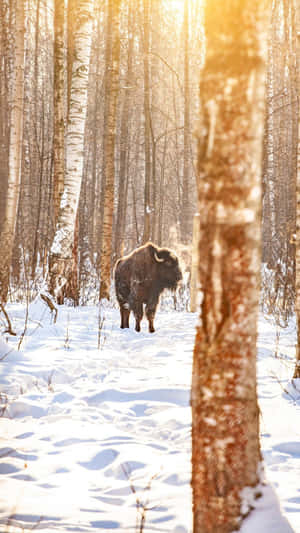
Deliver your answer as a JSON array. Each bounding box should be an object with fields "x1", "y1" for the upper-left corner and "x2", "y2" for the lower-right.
[{"x1": 154, "y1": 252, "x2": 164, "y2": 263}]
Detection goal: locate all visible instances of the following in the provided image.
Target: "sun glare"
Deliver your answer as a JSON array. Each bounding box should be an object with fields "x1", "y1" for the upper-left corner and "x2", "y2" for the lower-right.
[{"x1": 164, "y1": 0, "x2": 185, "y2": 20}]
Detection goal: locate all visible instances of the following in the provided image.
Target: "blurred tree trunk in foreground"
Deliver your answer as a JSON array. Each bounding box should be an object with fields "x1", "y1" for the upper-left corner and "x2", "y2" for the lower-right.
[
  {"x1": 0, "y1": 1, "x2": 25, "y2": 302},
  {"x1": 48, "y1": 0, "x2": 94, "y2": 303},
  {"x1": 191, "y1": 1, "x2": 269, "y2": 531}
]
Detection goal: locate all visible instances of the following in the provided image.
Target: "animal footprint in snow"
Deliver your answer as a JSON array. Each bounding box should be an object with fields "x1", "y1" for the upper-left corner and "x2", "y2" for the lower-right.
[{"x1": 79, "y1": 449, "x2": 119, "y2": 470}]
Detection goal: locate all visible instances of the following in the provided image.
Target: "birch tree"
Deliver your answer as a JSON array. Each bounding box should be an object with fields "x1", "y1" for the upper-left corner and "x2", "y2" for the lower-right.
[
  {"x1": 0, "y1": 1, "x2": 25, "y2": 302},
  {"x1": 142, "y1": 0, "x2": 152, "y2": 244},
  {"x1": 180, "y1": 0, "x2": 191, "y2": 244},
  {"x1": 191, "y1": 1, "x2": 269, "y2": 531},
  {"x1": 0, "y1": 0, "x2": 10, "y2": 238},
  {"x1": 48, "y1": 0, "x2": 94, "y2": 302},
  {"x1": 294, "y1": 2, "x2": 300, "y2": 379},
  {"x1": 99, "y1": 0, "x2": 121, "y2": 301},
  {"x1": 53, "y1": 0, "x2": 66, "y2": 226},
  {"x1": 114, "y1": 0, "x2": 134, "y2": 261}
]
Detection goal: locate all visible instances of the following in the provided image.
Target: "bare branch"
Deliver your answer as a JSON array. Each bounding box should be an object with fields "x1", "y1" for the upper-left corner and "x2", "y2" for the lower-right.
[{"x1": 0, "y1": 303, "x2": 16, "y2": 336}]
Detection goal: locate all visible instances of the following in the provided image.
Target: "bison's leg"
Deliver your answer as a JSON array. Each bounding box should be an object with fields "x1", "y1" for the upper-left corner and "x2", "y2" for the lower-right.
[
  {"x1": 146, "y1": 311, "x2": 155, "y2": 333},
  {"x1": 128, "y1": 284, "x2": 144, "y2": 332},
  {"x1": 120, "y1": 305, "x2": 130, "y2": 329},
  {"x1": 145, "y1": 300, "x2": 158, "y2": 333},
  {"x1": 131, "y1": 301, "x2": 143, "y2": 332}
]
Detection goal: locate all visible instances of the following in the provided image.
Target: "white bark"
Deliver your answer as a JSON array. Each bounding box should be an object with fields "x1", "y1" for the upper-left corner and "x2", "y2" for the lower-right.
[
  {"x1": 294, "y1": 4, "x2": 300, "y2": 378},
  {"x1": 99, "y1": 0, "x2": 121, "y2": 300},
  {"x1": 53, "y1": 0, "x2": 66, "y2": 225},
  {"x1": 0, "y1": 1, "x2": 25, "y2": 301},
  {"x1": 49, "y1": 0, "x2": 94, "y2": 299}
]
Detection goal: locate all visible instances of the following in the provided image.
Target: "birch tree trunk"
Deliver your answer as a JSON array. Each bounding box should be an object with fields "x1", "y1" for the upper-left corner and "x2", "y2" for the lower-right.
[
  {"x1": 181, "y1": 0, "x2": 191, "y2": 244},
  {"x1": 191, "y1": 1, "x2": 269, "y2": 531},
  {"x1": 99, "y1": 0, "x2": 121, "y2": 301},
  {"x1": 53, "y1": 0, "x2": 66, "y2": 226},
  {"x1": 114, "y1": 2, "x2": 133, "y2": 260},
  {"x1": 262, "y1": 2, "x2": 276, "y2": 267},
  {"x1": 142, "y1": 0, "x2": 152, "y2": 244},
  {"x1": 96, "y1": 1, "x2": 113, "y2": 274},
  {"x1": 48, "y1": 0, "x2": 93, "y2": 303},
  {"x1": 0, "y1": 1, "x2": 25, "y2": 302},
  {"x1": 293, "y1": 3, "x2": 300, "y2": 378},
  {"x1": 0, "y1": 0, "x2": 10, "y2": 238}
]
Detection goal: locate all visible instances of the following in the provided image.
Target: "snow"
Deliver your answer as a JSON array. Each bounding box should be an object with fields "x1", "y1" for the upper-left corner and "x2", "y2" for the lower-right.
[
  {"x1": 50, "y1": 226, "x2": 69, "y2": 255},
  {"x1": 0, "y1": 301, "x2": 299, "y2": 532}
]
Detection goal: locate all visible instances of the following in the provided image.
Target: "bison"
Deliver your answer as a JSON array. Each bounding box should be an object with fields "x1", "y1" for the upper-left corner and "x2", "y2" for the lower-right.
[{"x1": 114, "y1": 242, "x2": 182, "y2": 333}]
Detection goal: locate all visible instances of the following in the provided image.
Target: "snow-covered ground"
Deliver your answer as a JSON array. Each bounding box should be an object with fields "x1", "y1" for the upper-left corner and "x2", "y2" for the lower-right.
[{"x1": 0, "y1": 300, "x2": 299, "y2": 532}]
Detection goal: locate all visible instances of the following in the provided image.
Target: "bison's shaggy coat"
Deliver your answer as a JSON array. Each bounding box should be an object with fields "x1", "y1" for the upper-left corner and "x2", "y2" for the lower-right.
[{"x1": 114, "y1": 242, "x2": 182, "y2": 332}]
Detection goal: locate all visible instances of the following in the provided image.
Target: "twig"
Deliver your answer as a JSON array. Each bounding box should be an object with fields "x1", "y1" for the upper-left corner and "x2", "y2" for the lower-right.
[
  {"x1": 64, "y1": 314, "x2": 70, "y2": 350},
  {"x1": 48, "y1": 370, "x2": 55, "y2": 392},
  {"x1": 270, "y1": 370, "x2": 298, "y2": 402},
  {"x1": 0, "y1": 303, "x2": 16, "y2": 336},
  {"x1": 0, "y1": 347, "x2": 15, "y2": 362},
  {"x1": 150, "y1": 51, "x2": 183, "y2": 94},
  {"x1": 18, "y1": 294, "x2": 30, "y2": 351},
  {"x1": 121, "y1": 463, "x2": 157, "y2": 533},
  {"x1": 0, "y1": 393, "x2": 8, "y2": 417},
  {"x1": 97, "y1": 304, "x2": 106, "y2": 350},
  {"x1": 40, "y1": 293, "x2": 58, "y2": 323}
]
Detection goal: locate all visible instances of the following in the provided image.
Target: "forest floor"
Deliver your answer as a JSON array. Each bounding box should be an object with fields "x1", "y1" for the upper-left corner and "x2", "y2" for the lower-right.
[{"x1": 0, "y1": 299, "x2": 299, "y2": 533}]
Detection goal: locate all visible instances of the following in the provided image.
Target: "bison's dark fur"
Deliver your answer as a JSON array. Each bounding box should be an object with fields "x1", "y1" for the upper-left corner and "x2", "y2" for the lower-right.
[{"x1": 114, "y1": 242, "x2": 182, "y2": 333}]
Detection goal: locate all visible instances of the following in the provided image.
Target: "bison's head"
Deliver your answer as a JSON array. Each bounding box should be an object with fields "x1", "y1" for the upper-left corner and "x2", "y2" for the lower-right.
[{"x1": 153, "y1": 247, "x2": 182, "y2": 290}]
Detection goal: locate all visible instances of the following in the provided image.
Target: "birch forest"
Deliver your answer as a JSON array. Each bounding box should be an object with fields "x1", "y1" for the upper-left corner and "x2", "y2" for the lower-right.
[
  {"x1": 1, "y1": 0, "x2": 300, "y2": 532},
  {"x1": 1, "y1": 0, "x2": 297, "y2": 315},
  {"x1": 0, "y1": 0, "x2": 201, "y2": 305}
]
